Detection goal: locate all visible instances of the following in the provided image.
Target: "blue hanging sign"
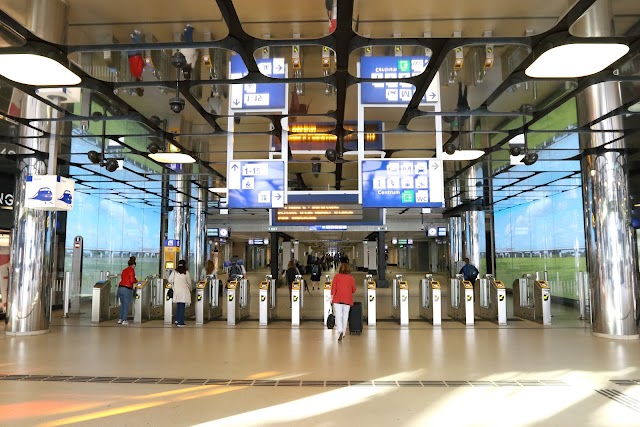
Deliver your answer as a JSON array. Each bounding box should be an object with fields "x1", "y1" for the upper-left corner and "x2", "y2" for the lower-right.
[
  {"x1": 361, "y1": 159, "x2": 444, "y2": 208},
  {"x1": 360, "y1": 56, "x2": 438, "y2": 105},
  {"x1": 228, "y1": 160, "x2": 285, "y2": 209},
  {"x1": 229, "y1": 55, "x2": 286, "y2": 110}
]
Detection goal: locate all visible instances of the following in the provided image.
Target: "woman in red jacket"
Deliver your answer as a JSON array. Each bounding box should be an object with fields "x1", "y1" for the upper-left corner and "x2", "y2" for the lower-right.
[
  {"x1": 117, "y1": 257, "x2": 137, "y2": 325},
  {"x1": 331, "y1": 261, "x2": 356, "y2": 341}
]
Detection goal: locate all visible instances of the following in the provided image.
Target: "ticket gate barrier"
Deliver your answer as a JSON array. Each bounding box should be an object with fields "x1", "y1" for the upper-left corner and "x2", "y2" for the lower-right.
[
  {"x1": 364, "y1": 274, "x2": 377, "y2": 326},
  {"x1": 323, "y1": 275, "x2": 332, "y2": 326},
  {"x1": 195, "y1": 275, "x2": 223, "y2": 325},
  {"x1": 133, "y1": 276, "x2": 165, "y2": 324},
  {"x1": 259, "y1": 275, "x2": 277, "y2": 326},
  {"x1": 291, "y1": 275, "x2": 306, "y2": 326},
  {"x1": 392, "y1": 275, "x2": 409, "y2": 326},
  {"x1": 419, "y1": 274, "x2": 442, "y2": 326},
  {"x1": 91, "y1": 279, "x2": 112, "y2": 323},
  {"x1": 448, "y1": 274, "x2": 475, "y2": 325},
  {"x1": 474, "y1": 274, "x2": 507, "y2": 325},
  {"x1": 513, "y1": 274, "x2": 551, "y2": 325},
  {"x1": 227, "y1": 276, "x2": 251, "y2": 325}
]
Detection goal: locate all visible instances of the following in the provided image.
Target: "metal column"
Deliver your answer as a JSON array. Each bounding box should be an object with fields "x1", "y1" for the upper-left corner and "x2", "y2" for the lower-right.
[{"x1": 575, "y1": 0, "x2": 639, "y2": 339}]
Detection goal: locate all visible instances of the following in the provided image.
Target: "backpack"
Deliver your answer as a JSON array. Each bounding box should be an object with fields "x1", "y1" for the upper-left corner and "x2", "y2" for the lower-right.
[{"x1": 228, "y1": 262, "x2": 242, "y2": 282}]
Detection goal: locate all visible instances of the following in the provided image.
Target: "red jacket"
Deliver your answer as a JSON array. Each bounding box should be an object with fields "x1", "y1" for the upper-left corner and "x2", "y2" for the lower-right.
[
  {"x1": 119, "y1": 266, "x2": 136, "y2": 288},
  {"x1": 331, "y1": 273, "x2": 356, "y2": 305}
]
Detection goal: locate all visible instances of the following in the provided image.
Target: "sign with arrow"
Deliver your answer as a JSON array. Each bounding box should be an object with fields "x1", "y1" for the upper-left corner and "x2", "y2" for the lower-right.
[
  {"x1": 361, "y1": 159, "x2": 444, "y2": 208},
  {"x1": 230, "y1": 55, "x2": 286, "y2": 110},
  {"x1": 360, "y1": 56, "x2": 439, "y2": 105},
  {"x1": 228, "y1": 160, "x2": 285, "y2": 209}
]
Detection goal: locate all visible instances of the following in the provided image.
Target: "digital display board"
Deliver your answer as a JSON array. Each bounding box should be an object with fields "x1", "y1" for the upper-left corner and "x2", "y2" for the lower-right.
[
  {"x1": 207, "y1": 228, "x2": 219, "y2": 237},
  {"x1": 437, "y1": 227, "x2": 447, "y2": 237},
  {"x1": 360, "y1": 56, "x2": 438, "y2": 105},
  {"x1": 272, "y1": 204, "x2": 383, "y2": 227},
  {"x1": 361, "y1": 159, "x2": 444, "y2": 208},
  {"x1": 228, "y1": 160, "x2": 285, "y2": 209}
]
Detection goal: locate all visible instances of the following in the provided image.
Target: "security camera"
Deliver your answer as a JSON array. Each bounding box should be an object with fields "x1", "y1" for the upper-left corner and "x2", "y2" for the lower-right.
[
  {"x1": 87, "y1": 150, "x2": 102, "y2": 164},
  {"x1": 509, "y1": 146, "x2": 523, "y2": 156},
  {"x1": 169, "y1": 96, "x2": 185, "y2": 113},
  {"x1": 522, "y1": 152, "x2": 538, "y2": 166},
  {"x1": 325, "y1": 148, "x2": 337, "y2": 162},
  {"x1": 105, "y1": 158, "x2": 119, "y2": 172},
  {"x1": 444, "y1": 142, "x2": 457, "y2": 155},
  {"x1": 234, "y1": 116, "x2": 241, "y2": 125}
]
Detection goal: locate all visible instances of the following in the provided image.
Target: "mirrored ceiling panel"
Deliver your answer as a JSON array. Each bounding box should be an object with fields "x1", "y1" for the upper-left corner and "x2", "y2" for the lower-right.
[
  {"x1": 353, "y1": 0, "x2": 570, "y2": 37},
  {"x1": 214, "y1": 115, "x2": 274, "y2": 133},
  {"x1": 570, "y1": 0, "x2": 640, "y2": 37},
  {"x1": 283, "y1": 116, "x2": 336, "y2": 132},
  {"x1": 69, "y1": 47, "x2": 237, "y2": 83},
  {"x1": 253, "y1": 45, "x2": 336, "y2": 78},
  {"x1": 488, "y1": 80, "x2": 578, "y2": 113},
  {"x1": 234, "y1": 0, "x2": 333, "y2": 39},
  {"x1": 348, "y1": 45, "x2": 430, "y2": 77}
]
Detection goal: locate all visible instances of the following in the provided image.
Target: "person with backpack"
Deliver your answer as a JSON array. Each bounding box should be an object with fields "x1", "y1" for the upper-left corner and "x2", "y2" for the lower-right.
[
  {"x1": 226, "y1": 256, "x2": 246, "y2": 284},
  {"x1": 310, "y1": 259, "x2": 322, "y2": 290},
  {"x1": 282, "y1": 259, "x2": 300, "y2": 305},
  {"x1": 459, "y1": 257, "x2": 479, "y2": 282}
]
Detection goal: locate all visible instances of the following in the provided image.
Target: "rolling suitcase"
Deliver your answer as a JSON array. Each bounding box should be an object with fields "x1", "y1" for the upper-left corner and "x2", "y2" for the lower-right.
[{"x1": 348, "y1": 302, "x2": 363, "y2": 335}]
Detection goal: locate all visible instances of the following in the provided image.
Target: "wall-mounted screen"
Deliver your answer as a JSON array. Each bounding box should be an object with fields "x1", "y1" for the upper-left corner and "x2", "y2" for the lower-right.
[
  {"x1": 207, "y1": 228, "x2": 219, "y2": 237},
  {"x1": 437, "y1": 227, "x2": 447, "y2": 237}
]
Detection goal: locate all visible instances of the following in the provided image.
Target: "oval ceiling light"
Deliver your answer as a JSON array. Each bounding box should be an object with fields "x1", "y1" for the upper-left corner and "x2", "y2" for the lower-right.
[
  {"x1": 525, "y1": 43, "x2": 629, "y2": 78},
  {"x1": 0, "y1": 54, "x2": 81, "y2": 85},
  {"x1": 149, "y1": 152, "x2": 196, "y2": 163},
  {"x1": 442, "y1": 150, "x2": 484, "y2": 161}
]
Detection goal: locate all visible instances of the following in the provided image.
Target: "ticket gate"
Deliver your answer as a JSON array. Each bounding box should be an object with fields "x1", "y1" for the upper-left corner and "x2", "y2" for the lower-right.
[
  {"x1": 323, "y1": 275, "x2": 332, "y2": 326},
  {"x1": 392, "y1": 275, "x2": 409, "y2": 326},
  {"x1": 195, "y1": 275, "x2": 223, "y2": 325},
  {"x1": 364, "y1": 274, "x2": 377, "y2": 326},
  {"x1": 91, "y1": 278, "x2": 113, "y2": 323},
  {"x1": 133, "y1": 276, "x2": 165, "y2": 324},
  {"x1": 419, "y1": 274, "x2": 443, "y2": 326},
  {"x1": 291, "y1": 275, "x2": 305, "y2": 326},
  {"x1": 513, "y1": 274, "x2": 551, "y2": 325},
  {"x1": 474, "y1": 274, "x2": 507, "y2": 325},
  {"x1": 259, "y1": 275, "x2": 277, "y2": 325},
  {"x1": 227, "y1": 276, "x2": 250, "y2": 325},
  {"x1": 448, "y1": 274, "x2": 475, "y2": 325}
]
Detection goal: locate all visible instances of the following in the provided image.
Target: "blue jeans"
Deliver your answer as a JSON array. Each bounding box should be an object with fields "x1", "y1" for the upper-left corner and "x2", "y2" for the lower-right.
[
  {"x1": 117, "y1": 286, "x2": 133, "y2": 321},
  {"x1": 175, "y1": 302, "x2": 186, "y2": 325}
]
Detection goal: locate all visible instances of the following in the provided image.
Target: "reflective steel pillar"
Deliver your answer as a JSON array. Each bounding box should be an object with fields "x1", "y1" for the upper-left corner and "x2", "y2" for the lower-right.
[
  {"x1": 194, "y1": 188, "x2": 207, "y2": 276},
  {"x1": 7, "y1": 0, "x2": 69, "y2": 336},
  {"x1": 448, "y1": 177, "x2": 462, "y2": 277},
  {"x1": 575, "y1": 0, "x2": 638, "y2": 339}
]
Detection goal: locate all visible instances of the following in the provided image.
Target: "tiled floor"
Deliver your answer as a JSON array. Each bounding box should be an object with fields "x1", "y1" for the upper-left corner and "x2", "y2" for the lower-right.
[{"x1": 1, "y1": 269, "x2": 639, "y2": 426}]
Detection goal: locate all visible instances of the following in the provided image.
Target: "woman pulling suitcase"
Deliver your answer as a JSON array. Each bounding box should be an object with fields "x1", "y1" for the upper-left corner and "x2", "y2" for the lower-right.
[{"x1": 330, "y1": 259, "x2": 356, "y2": 342}]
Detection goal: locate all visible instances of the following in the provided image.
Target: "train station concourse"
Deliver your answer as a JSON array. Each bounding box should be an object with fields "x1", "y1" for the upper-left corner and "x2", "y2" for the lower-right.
[{"x1": 0, "y1": 0, "x2": 640, "y2": 425}]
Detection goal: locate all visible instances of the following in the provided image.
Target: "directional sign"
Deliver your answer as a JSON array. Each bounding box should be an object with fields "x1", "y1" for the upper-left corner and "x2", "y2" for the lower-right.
[
  {"x1": 361, "y1": 159, "x2": 444, "y2": 208},
  {"x1": 230, "y1": 55, "x2": 286, "y2": 110},
  {"x1": 360, "y1": 56, "x2": 439, "y2": 105},
  {"x1": 228, "y1": 160, "x2": 285, "y2": 208}
]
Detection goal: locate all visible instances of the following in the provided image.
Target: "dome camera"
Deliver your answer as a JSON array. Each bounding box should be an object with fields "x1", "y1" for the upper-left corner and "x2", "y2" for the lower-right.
[
  {"x1": 509, "y1": 146, "x2": 522, "y2": 157},
  {"x1": 325, "y1": 148, "x2": 337, "y2": 163},
  {"x1": 170, "y1": 51, "x2": 187, "y2": 69},
  {"x1": 169, "y1": 96, "x2": 185, "y2": 113},
  {"x1": 522, "y1": 152, "x2": 538, "y2": 166},
  {"x1": 444, "y1": 142, "x2": 457, "y2": 155},
  {"x1": 87, "y1": 150, "x2": 102, "y2": 164},
  {"x1": 105, "y1": 158, "x2": 119, "y2": 172}
]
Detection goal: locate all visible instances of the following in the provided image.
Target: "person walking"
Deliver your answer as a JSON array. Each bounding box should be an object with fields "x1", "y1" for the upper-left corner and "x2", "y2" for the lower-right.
[
  {"x1": 459, "y1": 257, "x2": 479, "y2": 282},
  {"x1": 331, "y1": 261, "x2": 356, "y2": 342},
  {"x1": 117, "y1": 256, "x2": 137, "y2": 325},
  {"x1": 310, "y1": 259, "x2": 322, "y2": 290},
  {"x1": 283, "y1": 259, "x2": 300, "y2": 305},
  {"x1": 168, "y1": 259, "x2": 193, "y2": 327}
]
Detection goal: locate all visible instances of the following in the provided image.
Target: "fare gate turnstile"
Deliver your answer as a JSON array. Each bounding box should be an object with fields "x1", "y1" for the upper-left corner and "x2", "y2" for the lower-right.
[
  {"x1": 513, "y1": 274, "x2": 551, "y2": 325},
  {"x1": 365, "y1": 274, "x2": 376, "y2": 326},
  {"x1": 259, "y1": 275, "x2": 277, "y2": 325},
  {"x1": 133, "y1": 276, "x2": 165, "y2": 324},
  {"x1": 91, "y1": 279, "x2": 112, "y2": 323},
  {"x1": 419, "y1": 274, "x2": 443, "y2": 326},
  {"x1": 292, "y1": 275, "x2": 306, "y2": 326},
  {"x1": 448, "y1": 274, "x2": 475, "y2": 325},
  {"x1": 323, "y1": 275, "x2": 332, "y2": 326},
  {"x1": 392, "y1": 275, "x2": 409, "y2": 326},
  {"x1": 195, "y1": 275, "x2": 223, "y2": 325},
  {"x1": 163, "y1": 279, "x2": 198, "y2": 325},
  {"x1": 475, "y1": 274, "x2": 507, "y2": 325},
  {"x1": 227, "y1": 276, "x2": 250, "y2": 325}
]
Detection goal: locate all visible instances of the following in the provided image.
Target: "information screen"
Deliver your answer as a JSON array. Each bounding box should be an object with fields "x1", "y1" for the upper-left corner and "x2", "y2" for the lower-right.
[
  {"x1": 272, "y1": 204, "x2": 383, "y2": 226},
  {"x1": 228, "y1": 160, "x2": 285, "y2": 209}
]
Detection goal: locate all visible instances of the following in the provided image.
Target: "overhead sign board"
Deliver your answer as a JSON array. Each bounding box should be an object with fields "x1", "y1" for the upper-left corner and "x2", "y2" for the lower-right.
[
  {"x1": 228, "y1": 160, "x2": 285, "y2": 209},
  {"x1": 361, "y1": 159, "x2": 444, "y2": 208},
  {"x1": 229, "y1": 55, "x2": 286, "y2": 110},
  {"x1": 360, "y1": 56, "x2": 439, "y2": 105}
]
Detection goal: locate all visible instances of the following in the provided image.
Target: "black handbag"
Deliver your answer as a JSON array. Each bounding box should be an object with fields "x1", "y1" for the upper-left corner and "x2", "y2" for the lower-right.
[{"x1": 327, "y1": 306, "x2": 335, "y2": 329}]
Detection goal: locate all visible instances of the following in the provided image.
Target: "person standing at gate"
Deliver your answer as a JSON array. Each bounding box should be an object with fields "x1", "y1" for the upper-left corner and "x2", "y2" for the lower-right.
[
  {"x1": 117, "y1": 257, "x2": 137, "y2": 325},
  {"x1": 168, "y1": 259, "x2": 193, "y2": 327},
  {"x1": 331, "y1": 261, "x2": 356, "y2": 342},
  {"x1": 459, "y1": 257, "x2": 479, "y2": 282}
]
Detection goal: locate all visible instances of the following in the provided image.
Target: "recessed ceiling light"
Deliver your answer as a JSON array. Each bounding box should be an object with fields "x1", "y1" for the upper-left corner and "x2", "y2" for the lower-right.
[
  {"x1": 149, "y1": 153, "x2": 196, "y2": 163},
  {"x1": 442, "y1": 150, "x2": 484, "y2": 161},
  {"x1": 525, "y1": 44, "x2": 629, "y2": 78},
  {"x1": 0, "y1": 54, "x2": 81, "y2": 85}
]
